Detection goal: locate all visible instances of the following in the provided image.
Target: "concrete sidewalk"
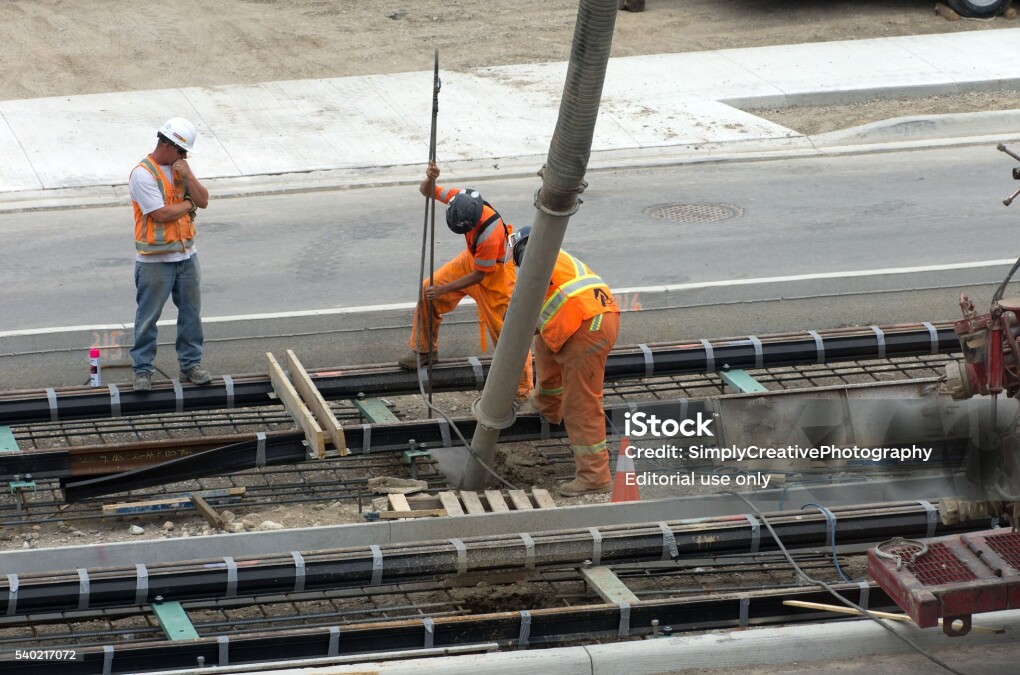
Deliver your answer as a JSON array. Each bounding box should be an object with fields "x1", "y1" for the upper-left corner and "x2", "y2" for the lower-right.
[{"x1": 1, "y1": 29, "x2": 1018, "y2": 206}]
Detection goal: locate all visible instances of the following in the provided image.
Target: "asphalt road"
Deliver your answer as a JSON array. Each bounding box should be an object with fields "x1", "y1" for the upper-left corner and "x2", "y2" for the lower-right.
[{"x1": 1, "y1": 143, "x2": 1017, "y2": 332}]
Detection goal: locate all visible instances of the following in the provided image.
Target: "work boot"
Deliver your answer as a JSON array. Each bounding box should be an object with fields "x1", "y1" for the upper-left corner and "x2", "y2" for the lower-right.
[
  {"x1": 181, "y1": 366, "x2": 213, "y2": 385},
  {"x1": 133, "y1": 372, "x2": 152, "y2": 392},
  {"x1": 397, "y1": 350, "x2": 438, "y2": 370},
  {"x1": 556, "y1": 478, "x2": 611, "y2": 497}
]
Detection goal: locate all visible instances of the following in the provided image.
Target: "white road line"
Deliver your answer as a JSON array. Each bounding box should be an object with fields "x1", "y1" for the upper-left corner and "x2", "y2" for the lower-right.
[{"x1": 2, "y1": 258, "x2": 1012, "y2": 338}]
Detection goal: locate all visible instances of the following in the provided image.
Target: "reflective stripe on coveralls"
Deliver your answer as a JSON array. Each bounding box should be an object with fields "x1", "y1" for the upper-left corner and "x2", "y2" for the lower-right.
[{"x1": 531, "y1": 251, "x2": 620, "y2": 488}]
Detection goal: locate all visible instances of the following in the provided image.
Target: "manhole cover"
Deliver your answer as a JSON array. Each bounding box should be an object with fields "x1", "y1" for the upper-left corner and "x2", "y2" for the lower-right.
[{"x1": 644, "y1": 203, "x2": 743, "y2": 223}]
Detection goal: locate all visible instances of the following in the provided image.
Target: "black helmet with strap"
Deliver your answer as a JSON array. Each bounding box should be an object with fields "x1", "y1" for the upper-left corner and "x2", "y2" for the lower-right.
[
  {"x1": 446, "y1": 189, "x2": 484, "y2": 234},
  {"x1": 508, "y1": 225, "x2": 531, "y2": 267}
]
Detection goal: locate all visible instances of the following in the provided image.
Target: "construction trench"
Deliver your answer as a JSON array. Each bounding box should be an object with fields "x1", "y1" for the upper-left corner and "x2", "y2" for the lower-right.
[{"x1": 1, "y1": 321, "x2": 1020, "y2": 674}]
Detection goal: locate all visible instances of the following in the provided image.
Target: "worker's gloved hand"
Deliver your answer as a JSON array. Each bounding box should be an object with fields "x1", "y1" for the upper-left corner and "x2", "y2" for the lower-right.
[{"x1": 184, "y1": 196, "x2": 198, "y2": 220}]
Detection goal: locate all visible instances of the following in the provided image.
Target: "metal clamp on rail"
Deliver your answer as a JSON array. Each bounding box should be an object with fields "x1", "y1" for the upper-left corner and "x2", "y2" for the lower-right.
[
  {"x1": 423, "y1": 617, "x2": 435, "y2": 649},
  {"x1": 77, "y1": 568, "x2": 90, "y2": 610},
  {"x1": 171, "y1": 378, "x2": 184, "y2": 413},
  {"x1": 135, "y1": 564, "x2": 149, "y2": 606},
  {"x1": 255, "y1": 432, "x2": 267, "y2": 468},
  {"x1": 807, "y1": 330, "x2": 825, "y2": 364},
  {"x1": 109, "y1": 384, "x2": 121, "y2": 418},
  {"x1": 5, "y1": 574, "x2": 18, "y2": 616},
  {"x1": 870, "y1": 326, "x2": 886, "y2": 359},
  {"x1": 518, "y1": 610, "x2": 532, "y2": 647},
  {"x1": 917, "y1": 500, "x2": 938, "y2": 538},
  {"x1": 700, "y1": 339, "x2": 715, "y2": 372},
  {"x1": 744, "y1": 514, "x2": 761, "y2": 554},
  {"x1": 617, "y1": 602, "x2": 631, "y2": 636},
  {"x1": 370, "y1": 545, "x2": 384, "y2": 585},
  {"x1": 291, "y1": 551, "x2": 306, "y2": 593},
  {"x1": 520, "y1": 533, "x2": 537, "y2": 570},
  {"x1": 588, "y1": 527, "x2": 603, "y2": 566},
  {"x1": 658, "y1": 521, "x2": 679, "y2": 560},
  {"x1": 467, "y1": 356, "x2": 485, "y2": 390},
  {"x1": 328, "y1": 626, "x2": 341, "y2": 656},
  {"x1": 223, "y1": 557, "x2": 238, "y2": 598},
  {"x1": 451, "y1": 538, "x2": 468, "y2": 576}
]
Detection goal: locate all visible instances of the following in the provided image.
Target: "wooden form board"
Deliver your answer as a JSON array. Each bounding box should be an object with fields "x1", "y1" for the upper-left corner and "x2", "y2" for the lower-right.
[
  {"x1": 286, "y1": 350, "x2": 347, "y2": 456},
  {"x1": 266, "y1": 352, "x2": 326, "y2": 458},
  {"x1": 384, "y1": 490, "x2": 559, "y2": 519},
  {"x1": 101, "y1": 488, "x2": 247, "y2": 516}
]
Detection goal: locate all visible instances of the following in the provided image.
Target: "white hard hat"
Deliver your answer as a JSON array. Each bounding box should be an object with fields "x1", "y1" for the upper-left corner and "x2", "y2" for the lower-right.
[{"x1": 158, "y1": 117, "x2": 197, "y2": 152}]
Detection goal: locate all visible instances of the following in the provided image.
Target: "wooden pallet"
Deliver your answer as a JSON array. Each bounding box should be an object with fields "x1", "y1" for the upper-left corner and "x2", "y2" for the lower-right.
[{"x1": 380, "y1": 489, "x2": 557, "y2": 519}]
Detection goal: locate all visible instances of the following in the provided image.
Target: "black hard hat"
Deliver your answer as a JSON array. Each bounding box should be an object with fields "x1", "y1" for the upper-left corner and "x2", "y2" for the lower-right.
[
  {"x1": 509, "y1": 225, "x2": 531, "y2": 267},
  {"x1": 446, "y1": 190, "x2": 484, "y2": 234}
]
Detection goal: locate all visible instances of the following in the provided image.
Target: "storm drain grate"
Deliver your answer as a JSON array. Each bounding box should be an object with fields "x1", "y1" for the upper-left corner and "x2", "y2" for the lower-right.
[{"x1": 644, "y1": 202, "x2": 742, "y2": 223}]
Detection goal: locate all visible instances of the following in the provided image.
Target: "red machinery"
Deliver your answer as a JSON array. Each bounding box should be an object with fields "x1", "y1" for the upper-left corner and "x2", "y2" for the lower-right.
[{"x1": 870, "y1": 145, "x2": 1020, "y2": 636}]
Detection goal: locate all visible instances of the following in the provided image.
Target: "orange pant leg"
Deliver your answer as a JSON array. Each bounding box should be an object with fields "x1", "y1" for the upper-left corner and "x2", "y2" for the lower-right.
[
  {"x1": 533, "y1": 335, "x2": 564, "y2": 424},
  {"x1": 409, "y1": 250, "x2": 475, "y2": 352},
  {"x1": 554, "y1": 312, "x2": 620, "y2": 487},
  {"x1": 411, "y1": 253, "x2": 533, "y2": 397}
]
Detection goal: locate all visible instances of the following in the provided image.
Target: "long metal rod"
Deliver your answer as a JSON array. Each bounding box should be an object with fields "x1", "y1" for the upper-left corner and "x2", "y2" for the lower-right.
[
  {"x1": 0, "y1": 323, "x2": 960, "y2": 426},
  {"x1": 0, "y1": 502, "x2": 971, "y2": 616}
]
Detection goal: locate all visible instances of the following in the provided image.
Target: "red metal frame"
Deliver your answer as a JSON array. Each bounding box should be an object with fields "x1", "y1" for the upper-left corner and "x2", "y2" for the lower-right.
[{"x1": 868, "y1": 529, "x2": 1020, "y2": 636}]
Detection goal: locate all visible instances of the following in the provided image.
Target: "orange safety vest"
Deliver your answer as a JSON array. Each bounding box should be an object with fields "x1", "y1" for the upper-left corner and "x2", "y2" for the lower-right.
[
  {"x1": 132, "y1": 156, "x2": 195, "y2": 254},
  {"x1": 539, "y1": 251, "x2": 618, "y2": 352}
]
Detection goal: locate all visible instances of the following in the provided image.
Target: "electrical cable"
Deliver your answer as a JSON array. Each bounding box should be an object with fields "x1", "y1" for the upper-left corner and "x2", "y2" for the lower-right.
[
  {"x1": 725, "y1": 491, "x2": 967, "y2": 675},
  {"x1": 801, "y1": 502, "x2": 853, "y2": 583}
]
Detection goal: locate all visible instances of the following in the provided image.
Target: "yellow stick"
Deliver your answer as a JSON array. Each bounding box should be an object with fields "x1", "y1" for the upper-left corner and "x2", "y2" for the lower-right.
[{"x1": 783, "y1": 600, "x2": 1004, "y2": 634}]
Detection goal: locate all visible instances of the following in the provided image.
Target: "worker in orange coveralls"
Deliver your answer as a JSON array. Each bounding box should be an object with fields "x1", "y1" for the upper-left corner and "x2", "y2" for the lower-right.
[
  {"x1": 508, "y1": 226, "x2": 620, "y2": 497},
  {"x1": 399, "y1": 161, "x2": 533, "y2": 400}
]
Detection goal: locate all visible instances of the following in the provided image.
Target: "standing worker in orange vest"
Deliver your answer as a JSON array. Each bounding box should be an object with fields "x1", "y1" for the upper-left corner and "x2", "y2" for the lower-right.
[
  {"x1": 509, "y1": 226, "x2": 620, "y2": 497},
  {"x1": 129, "y1": 118, "x2": 211, "y2": 392},
  {"x1": 400, "y1": 161, "x2": 533, "y2": 400}
]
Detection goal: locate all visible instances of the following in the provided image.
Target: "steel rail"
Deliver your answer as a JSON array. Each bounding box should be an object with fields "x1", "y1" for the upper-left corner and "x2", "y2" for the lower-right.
[
  {"x1": 0, "y1": 583, "x2": 895, "y2": 674},
  {"x1": 0, "y1": 322, "x2": 958, "y2": 425},
  {"x1": 0, "y1": 502, "x2": 969, "y2": 617}
]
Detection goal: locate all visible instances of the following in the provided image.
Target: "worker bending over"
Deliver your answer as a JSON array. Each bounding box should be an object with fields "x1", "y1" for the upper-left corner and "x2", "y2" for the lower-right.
[
  {"x1": 400, "y1": 161, "x2": 532, "y2": 400},
  {"x1": 509, "y1": 226, "x2": 620, "y2": 497}
]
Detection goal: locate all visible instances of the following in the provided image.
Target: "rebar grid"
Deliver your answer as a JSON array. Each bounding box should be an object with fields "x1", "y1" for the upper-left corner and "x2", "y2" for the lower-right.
[{"x1": 0, "y1": 552, "x2": 863, "y2": 651}]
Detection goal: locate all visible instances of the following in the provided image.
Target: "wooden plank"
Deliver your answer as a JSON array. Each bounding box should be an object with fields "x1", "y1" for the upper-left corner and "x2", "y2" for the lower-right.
[
  {"x1": 388, "y1": 494, "x2": 411, "y2": 512},
  {"x1": 190, "y1": 494, "x2": 224, "y2": 529},
  {"x1": 287, "y1": 350, "x2": 346, "y2": 457},
  {"x1": 405, "y1": 495, "x2": 443, "y2": 510},
  {"x1": 266, "y1": 352, "x2": 326, "y2": 458},
  {"x1": 782, "y1": 600, "x2": 1004, "y2": 634},
  {"x1": 460, "y1": 491, "x2": 486, "y2": 515},
  {"x1": 438, "y1": 491, "x2": 465, "y2": 516},
  {"x1": 580, "y1": 566, "x2": 641, "y2": 605},
  {"x1": 531, "y1": 488, "x2": 558, "y2": 509},
  {"x1": 102, "y1": 488, "x2": 246, "y2": 517},
  {"x1": 508, "y1": 490, "x2": 533, "y2": 511},
  {"x1": 378, "y1": 509, "x2": 446, "y2": 520},
  {"x1": 484, "y1": 490, "x2": 510, "y2": 513}
]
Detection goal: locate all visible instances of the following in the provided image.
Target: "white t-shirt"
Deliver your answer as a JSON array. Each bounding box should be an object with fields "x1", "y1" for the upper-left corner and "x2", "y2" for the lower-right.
[{"x1": 129, "y1": 163, "x2": 197, "y2": 263}]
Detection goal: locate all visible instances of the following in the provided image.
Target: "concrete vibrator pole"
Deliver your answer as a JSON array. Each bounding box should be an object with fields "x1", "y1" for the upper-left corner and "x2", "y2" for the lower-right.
[{"x1": 460, "y1": 0, "x2": 619, "y2": 489}]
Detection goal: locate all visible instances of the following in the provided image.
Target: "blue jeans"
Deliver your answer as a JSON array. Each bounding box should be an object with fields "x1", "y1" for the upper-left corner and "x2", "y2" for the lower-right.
[{"x1": 131, "y1": 256, "x2": 204, "y2": 375}]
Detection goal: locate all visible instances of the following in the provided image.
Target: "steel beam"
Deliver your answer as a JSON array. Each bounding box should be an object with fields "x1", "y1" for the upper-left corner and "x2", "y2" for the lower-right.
[
  {"x1": 0, "y1": 583, "x2": 893, "y2": 674},
  {"x1": 0, "y1": 503, "x2": 975, "y2": 617},
  {"x1": 0, "y1": 323, "x2": 959, "y2": 425}
]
